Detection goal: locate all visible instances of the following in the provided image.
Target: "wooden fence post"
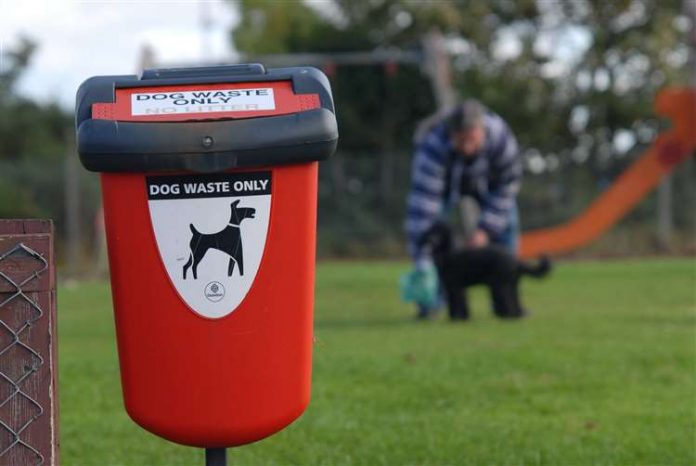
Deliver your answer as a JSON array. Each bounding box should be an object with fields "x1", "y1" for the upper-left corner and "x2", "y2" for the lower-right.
[{"x1": 0, "y1": 220, "x2": 58, "y2": 465}]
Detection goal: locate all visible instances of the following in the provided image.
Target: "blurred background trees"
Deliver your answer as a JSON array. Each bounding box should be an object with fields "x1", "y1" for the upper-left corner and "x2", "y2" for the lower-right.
[
  {"x1": 0, "y1": 0, "x2": 693, "y2": 269},
  {"x1": 0, "y1": 38, "x2": 71, "y2": 218},
  {"x1": 232, "y1": 0, "x2": 694, "y2": 256},
  {"x1": 0, "y1": 37, "x2": 98, "y2": 268}
]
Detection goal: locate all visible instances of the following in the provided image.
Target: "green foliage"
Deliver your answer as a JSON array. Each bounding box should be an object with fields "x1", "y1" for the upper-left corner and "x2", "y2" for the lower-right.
[
  {"x1": 59, "y1": 259, "x2": 696, "y2": 464},
  {"x1": 0, "y1": 37, "x2": 36, "y2": 98},
  {"x1": 0, "y1": 38, "x2": 93, "y2": 248},
  {"x1": 234, "y1": 0, "x2": 459, "y2": 53},
  {"x1": 0, "y1": 37, "x2": 70, "y2": 160},
  {"x1": 233, "y1": 0, "x2": 329, "y2": 54},
  {"x1": 0, "y1": 178, "x2": 41, "y2": 218}
]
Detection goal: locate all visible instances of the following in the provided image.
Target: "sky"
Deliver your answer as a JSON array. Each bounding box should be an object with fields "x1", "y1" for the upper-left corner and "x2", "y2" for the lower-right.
[{"x1": 0, "y1": 0, "x2": 238, "y2": 109}]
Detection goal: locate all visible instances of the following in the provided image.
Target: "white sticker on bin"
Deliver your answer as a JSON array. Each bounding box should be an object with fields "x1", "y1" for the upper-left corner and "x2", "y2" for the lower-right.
[
  {"x1": 131, "y1": 88, "x2": 275, "y2": 116},
  {"x1": 146, "y1": 171, "x2": 272, "y2": 319}
]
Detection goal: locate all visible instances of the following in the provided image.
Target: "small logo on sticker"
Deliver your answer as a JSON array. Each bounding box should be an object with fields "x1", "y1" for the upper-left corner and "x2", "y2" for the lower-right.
[{"x1": 204, "y1": 281, "x2": 225, "y2": 302}]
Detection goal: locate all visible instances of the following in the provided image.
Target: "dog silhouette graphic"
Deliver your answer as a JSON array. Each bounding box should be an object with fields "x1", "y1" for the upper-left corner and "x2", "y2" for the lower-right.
[{"x1": 182, "y1": 200, "x2": 256, "y2": 280}]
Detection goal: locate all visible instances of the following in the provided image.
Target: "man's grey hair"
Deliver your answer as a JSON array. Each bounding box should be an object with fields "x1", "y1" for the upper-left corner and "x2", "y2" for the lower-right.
[
  {"x1": 413, "y1": 99, "x2": 486, "y2": 143},
  {"x1": 447, "y1": 99, "x2": 485, "y2": 134}
]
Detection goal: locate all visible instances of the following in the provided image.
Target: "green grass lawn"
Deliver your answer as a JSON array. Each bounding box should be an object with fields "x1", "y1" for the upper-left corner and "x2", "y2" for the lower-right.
[{"x1": 59, "y1": 259, "x2": 695, "y2": 465}]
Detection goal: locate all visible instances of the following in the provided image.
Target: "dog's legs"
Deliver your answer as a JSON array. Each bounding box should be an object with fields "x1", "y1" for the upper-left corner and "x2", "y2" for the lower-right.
[
  {"x1": 182, "y1": 254, "x2": 193, "y2": 279},
  {"x1": 509, "y1": 279, "x2": 526, "y2": 317},
  {"x1": 445, "y1": 282, "x2": 470, "y2": 320},
  {"x1": 489, "y1": 282, "x2": 524, "y2": 318},
  {"x1": 191, "y1": 248, "x2": 207, "y2": 280},
  {"x1": 227, "y1": 258, "x2": 236, "y2": 277},
  {"x1": 489, "y1": 283, "x2": 511, "y2": 317},
  {"x1": 236, "y1": 245, "x2": 244, "y2": 276}
]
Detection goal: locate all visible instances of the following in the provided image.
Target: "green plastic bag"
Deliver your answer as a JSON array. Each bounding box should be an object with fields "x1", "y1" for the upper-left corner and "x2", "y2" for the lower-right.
[{"x1": 399, "y1": 263, "x2": 439, "y2": 309}]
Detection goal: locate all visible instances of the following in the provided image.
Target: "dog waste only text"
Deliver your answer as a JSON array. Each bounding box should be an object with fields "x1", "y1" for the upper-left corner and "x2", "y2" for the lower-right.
[
  {"x1": 146, "y1": 172, "x2": 272, "y2": 201},
  {"x1": 131, "y1": 88, "x2": 276, "y2": 116}
]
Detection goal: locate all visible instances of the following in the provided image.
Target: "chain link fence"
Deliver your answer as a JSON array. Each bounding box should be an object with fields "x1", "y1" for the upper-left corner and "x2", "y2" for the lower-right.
[
  {"x1": 0, "y1": 244, "x2": 47, "y2": 465},
  {"x1": 0, "y1": 220, "x2": 57, "y2": 466}
]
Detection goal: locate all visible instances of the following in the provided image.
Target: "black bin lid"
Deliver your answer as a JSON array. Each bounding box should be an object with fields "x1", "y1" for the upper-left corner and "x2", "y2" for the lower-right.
[{"x1": 75, "y1": 64, "x2": 338, "y2": 173}]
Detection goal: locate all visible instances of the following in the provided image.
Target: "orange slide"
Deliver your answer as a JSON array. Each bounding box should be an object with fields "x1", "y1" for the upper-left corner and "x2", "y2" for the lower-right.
[{"x1": 519, "y1": 87, "x2": 696, "y2": 259}]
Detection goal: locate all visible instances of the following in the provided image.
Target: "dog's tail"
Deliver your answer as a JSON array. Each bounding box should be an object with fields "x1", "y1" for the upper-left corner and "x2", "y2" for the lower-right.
[
  {"x1": 517, "y1": 255, "x2": 552, "y2": 278},
  {"x1": 189, "y1": 224, "x2": 200, "y2": 237}
]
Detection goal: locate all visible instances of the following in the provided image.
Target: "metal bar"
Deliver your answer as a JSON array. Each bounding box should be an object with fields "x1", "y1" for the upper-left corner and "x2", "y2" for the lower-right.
[
  {"x1": 160, "y1": 49, "x2": 424, "y2": 69},
  {"x1": 64, "y1": 136, "x2": 81, "y2": 277},
  {"x1": 656, "y1": 173, "x2": 673, "y2": 250},
  {"x1": 205, "y1": 448, "x2": 227, "y2": 466}
]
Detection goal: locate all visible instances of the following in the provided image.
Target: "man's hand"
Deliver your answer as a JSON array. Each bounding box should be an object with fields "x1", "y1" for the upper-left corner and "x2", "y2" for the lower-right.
[{"x1": 468, "y1": 229, "x2": 489, "y2": 248}]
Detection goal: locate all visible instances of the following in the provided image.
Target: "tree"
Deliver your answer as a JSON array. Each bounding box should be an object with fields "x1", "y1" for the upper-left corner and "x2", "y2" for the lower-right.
[{"x1": 0, "y1": 37, "x2": 84, "y2": 243}]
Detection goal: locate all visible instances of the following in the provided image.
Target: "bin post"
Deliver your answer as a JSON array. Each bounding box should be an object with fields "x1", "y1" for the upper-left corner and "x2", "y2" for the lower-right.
[{"x1": 206, "y1": 448, "x2": 227, "y2": 466}]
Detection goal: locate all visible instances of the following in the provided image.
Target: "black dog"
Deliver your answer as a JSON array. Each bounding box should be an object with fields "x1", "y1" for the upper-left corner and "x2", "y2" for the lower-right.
[
  {"x1": 419, "y1": 222, "x2": 551, "y2": 320},
  {"x1": 182, "y1": 200, "x2": 256, "y2": 280}
]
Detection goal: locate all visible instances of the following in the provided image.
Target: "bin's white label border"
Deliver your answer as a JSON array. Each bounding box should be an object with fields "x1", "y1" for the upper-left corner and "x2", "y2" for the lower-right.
[
  {"x1": 146, "y1": 171, "x2": 272, "y2": 318},
  {"x1": 131, "y1": 88, "x2": 276, "y2": 116}
]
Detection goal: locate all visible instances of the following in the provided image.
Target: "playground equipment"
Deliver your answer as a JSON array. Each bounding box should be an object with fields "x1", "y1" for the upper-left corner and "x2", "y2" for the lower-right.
[{"x1": 519, "y1": 87, "x2": 696, "y2": 259}]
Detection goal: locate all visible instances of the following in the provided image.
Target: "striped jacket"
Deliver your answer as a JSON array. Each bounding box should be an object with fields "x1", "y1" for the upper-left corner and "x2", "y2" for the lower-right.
[{"x1": 405, "y1": 110, "x2": 522, "y2": 263}]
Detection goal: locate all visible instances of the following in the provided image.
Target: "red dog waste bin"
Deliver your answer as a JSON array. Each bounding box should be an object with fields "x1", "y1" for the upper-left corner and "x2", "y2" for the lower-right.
[{"x1": 75, "y1": 64, "x2": 338, "y2": 449}]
